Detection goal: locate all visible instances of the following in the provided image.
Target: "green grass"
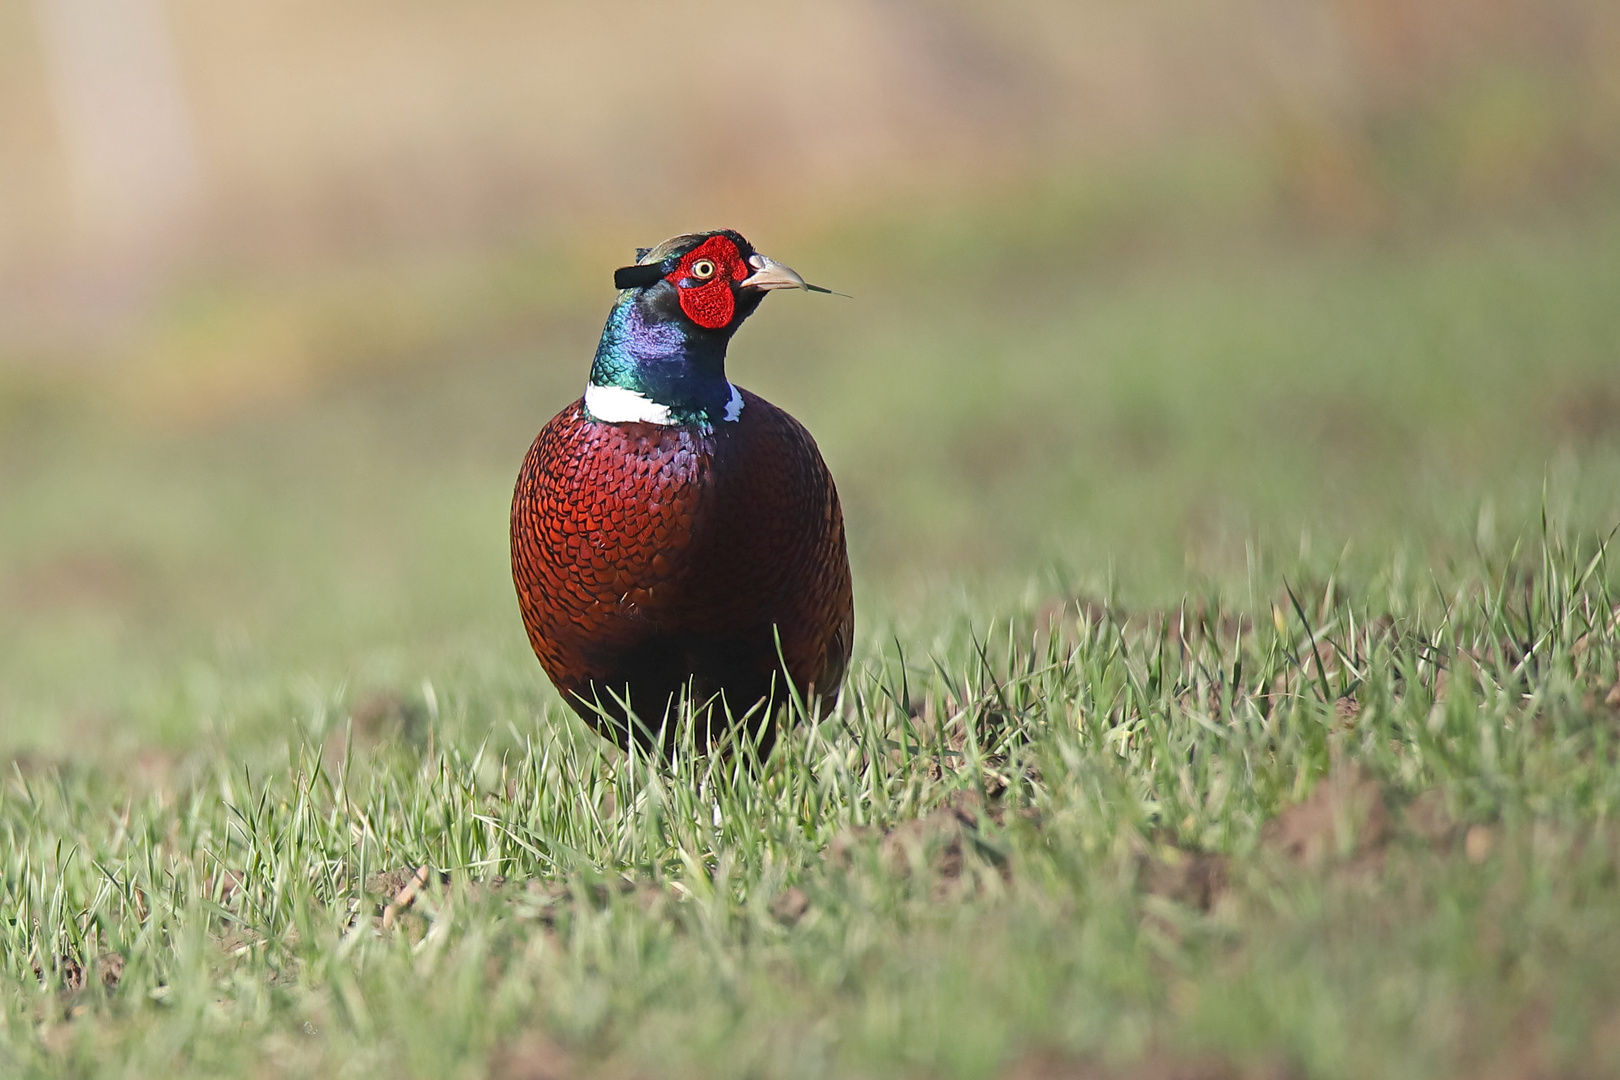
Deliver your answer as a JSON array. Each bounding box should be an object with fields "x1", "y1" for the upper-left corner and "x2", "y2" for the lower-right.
[
  {"x1": 5, "y1": 197, "x2": 1620, "y2": 1077},
  {"x1": 6, "y1": 535, "x2": 1620, "y2": 1078}
]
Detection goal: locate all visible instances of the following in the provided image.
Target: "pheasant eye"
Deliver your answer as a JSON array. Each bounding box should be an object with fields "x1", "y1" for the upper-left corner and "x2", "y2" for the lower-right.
[{"x1": 690, "y1": 259, "x2": 716, "y2": 280}]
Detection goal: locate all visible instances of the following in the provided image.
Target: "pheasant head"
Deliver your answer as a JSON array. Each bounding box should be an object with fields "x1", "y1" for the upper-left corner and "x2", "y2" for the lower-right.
[{"x1": 586, "y1": 230, "x2": 830, "y2": 427}]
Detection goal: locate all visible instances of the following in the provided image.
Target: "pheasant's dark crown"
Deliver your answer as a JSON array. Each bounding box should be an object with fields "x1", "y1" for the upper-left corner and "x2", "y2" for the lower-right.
[{"x1": 636, "y1": 230, "x2": 755, "y2": 273}]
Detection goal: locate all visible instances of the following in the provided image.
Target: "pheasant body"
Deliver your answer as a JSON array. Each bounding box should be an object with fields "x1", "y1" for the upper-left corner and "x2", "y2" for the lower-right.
[{"x1": 510, "y1": 230, "x2": 852, "y2": 755}]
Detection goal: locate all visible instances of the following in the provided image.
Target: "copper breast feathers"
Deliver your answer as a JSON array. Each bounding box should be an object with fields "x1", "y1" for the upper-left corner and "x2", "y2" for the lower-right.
[{"x1": 510, "y1": 388, "x2": 853, "y2": 753}]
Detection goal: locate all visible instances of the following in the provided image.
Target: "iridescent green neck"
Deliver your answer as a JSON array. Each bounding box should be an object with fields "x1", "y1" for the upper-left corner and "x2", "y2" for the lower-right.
[{"x1": 586, "y1": 292, "x2": 736, "y2": 426}]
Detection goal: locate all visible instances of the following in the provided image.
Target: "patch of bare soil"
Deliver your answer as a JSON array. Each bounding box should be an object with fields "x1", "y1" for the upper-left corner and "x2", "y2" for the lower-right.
[
  {"x1": 363, "y1": 865, "x2": 444, "y2": 903},
  {"x1": 1399, "y1": 788, "x2": 1457, "y2": 847},
  {"x1": 52, "y1": 952, "x2": 124, "y2": 995},
  {"x1": 1450, "y1": 995, "x2": 1620, "y2": 1080},
  {"x1": 1034, "y1": 594, "x2": 1114, "y2": 651},
  {"x1": 489, "y1": 1032, "x2": 574, "y2": 1080},
  {"x1": 1002, "y1": 1049, "x2": 1299, "y2": 1080},
  {"x1": 4, "y1": 748, "x2": 71, "y2": 780},
  {"x1": 364, "y1": 865, "x2": 443, "y2": 929},
  {"x1": 1262, "y1": 764, "x2": 1391, "y2": 870},
  {"x1": 2, "y1": 551, "x2": 152, "y2": 614},
  {"x1": 35, "y1": 950, "x2": 125, "y2": 1020},
  {"x1": 203, "y1": 867, "x2": 248, "y2": 906},
  {"x1": 828, "y1": 793, "x2": 1011, "y2": 899},
  {"x1": 768, "y1": 885, "x2": 811, "y2": 925},
  {"x1": 1137, "y1": 847, "x2": 1229, "y2": 913},
  {"x1": 323, "y1": 691, "x2": 431, "y2": 766},
  {"x1": 356, "y1": 867, "x2": 673, "y2": 940},
  {"x1": 1342, "y1": 783, "x2": 1503, "y2": 867},
  {"x1": 349, "y1": 691, "x2": 430, "y2": 746},
  {"x1": 197, "y1": 863, "x2": 673, "y2": 952},
  {"x1": 1549, "y1": 378, "x2": 1620, "y2": 445},
  {"x1": 902, "y1": 698, "x2": 1026, "y2": 797}
]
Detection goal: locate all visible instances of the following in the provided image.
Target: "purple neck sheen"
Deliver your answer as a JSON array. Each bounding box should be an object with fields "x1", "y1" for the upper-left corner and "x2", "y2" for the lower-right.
[{"x1": 586, "y1": 288, "x2": 734, "y2": 426}]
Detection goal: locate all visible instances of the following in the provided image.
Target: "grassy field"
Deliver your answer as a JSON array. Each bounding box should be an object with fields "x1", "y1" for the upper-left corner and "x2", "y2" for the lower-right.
[{"x1": 4, "y1": 193, "x2": 1620, "y2": 1077}]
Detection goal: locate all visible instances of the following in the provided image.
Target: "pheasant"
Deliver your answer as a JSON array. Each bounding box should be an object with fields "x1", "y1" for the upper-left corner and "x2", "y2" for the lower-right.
[{"x1": 510, "y1": 230, "x2": 854, "y2": 757}]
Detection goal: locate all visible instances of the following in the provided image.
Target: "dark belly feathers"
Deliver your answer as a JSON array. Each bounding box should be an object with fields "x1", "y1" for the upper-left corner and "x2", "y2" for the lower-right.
[{"x1": 510, "y1": 388, "x2": 853, "y2": 754}]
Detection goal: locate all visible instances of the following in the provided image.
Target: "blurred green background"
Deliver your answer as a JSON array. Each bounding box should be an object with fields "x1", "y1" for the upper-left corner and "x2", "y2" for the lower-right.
[{"x1": 3, "y1": 0, "x2": 1620, "y2": 754}]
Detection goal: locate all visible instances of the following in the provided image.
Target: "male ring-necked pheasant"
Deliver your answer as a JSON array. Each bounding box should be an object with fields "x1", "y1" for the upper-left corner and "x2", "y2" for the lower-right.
[{"x1": 511, "y1": 230, "x2": 853, "y2": 756}]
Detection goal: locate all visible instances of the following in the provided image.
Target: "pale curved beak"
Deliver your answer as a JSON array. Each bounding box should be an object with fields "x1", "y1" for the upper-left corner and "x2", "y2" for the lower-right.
[
  {"x1": 739, "y1": 253, "x2": 809, "y2": 291},
  {"x1": 739, "y1": 254, "x2": 848, "y2": 296}
]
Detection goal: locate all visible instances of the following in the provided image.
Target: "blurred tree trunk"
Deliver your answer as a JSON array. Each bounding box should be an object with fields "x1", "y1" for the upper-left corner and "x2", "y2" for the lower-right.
[{"x1": 33, "y1": 0, "x2": 204, "y2": 296}]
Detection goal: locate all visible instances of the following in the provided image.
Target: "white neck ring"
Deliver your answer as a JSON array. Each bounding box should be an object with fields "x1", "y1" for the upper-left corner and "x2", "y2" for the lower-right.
[{"x1": 584, "y1": 382, "x2": 744, "y2": 426}]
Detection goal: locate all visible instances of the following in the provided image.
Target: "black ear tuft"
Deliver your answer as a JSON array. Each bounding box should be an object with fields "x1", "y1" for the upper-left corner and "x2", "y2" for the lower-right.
[
  {"x1": 614, "y1": 264, "x2": 666, "y2": 290},
  {"x1": 635, "y1": 247, "x2": 652, "y2": 260}
]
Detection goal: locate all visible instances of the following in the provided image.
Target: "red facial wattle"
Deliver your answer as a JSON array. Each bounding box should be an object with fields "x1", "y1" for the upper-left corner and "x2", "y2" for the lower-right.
[{"x1": 668, "y1": 235, "x2": 748, "y2": 330}]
